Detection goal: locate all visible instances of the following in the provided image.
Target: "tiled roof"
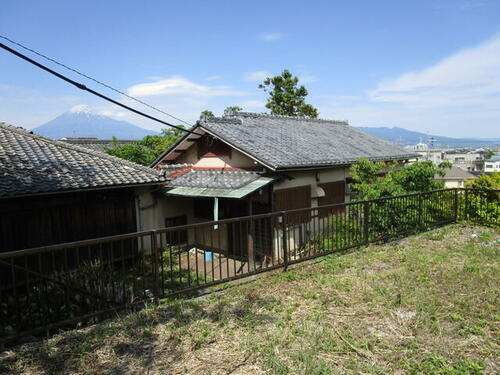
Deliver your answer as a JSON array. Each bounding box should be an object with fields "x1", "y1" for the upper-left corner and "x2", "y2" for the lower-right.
[
  {"x1": 60, "y1": 139, "x2": 136, "y2": 153},
  {"x1": 0, "y1": 122, "x2": 166, "y2": 199},
  {"x1": 435, "y1": 165, "x2": 477, "y2": 180},
  {"x1": 197, "y1": 112, "x2": 418, "y2": 170},
  {"x1": 169, "y1": 168, "x2": 263, "y2": 189},
  {"x1": 167, "y1": 168, "x2": 276, "y2": 198}
]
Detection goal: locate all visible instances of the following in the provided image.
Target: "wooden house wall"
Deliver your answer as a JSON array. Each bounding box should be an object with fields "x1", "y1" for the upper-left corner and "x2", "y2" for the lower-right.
[{"x1": 0, "y1": 189, "x2": 137, "y2": 252}]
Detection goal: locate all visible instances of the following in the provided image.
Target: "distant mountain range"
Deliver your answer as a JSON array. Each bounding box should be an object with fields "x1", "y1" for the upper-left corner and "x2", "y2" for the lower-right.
[
  {"x1": 33, "y1": 107, "x2": 499, "y2": 148},
  {"x1": 356, "y1": 126, "x2": 500, "y2": 148},
  {"x1": 33, "y1": 105, "x2": 159, "y2": 140}
]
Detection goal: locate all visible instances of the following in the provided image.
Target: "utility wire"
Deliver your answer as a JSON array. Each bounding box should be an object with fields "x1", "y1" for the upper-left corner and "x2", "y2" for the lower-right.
[
  {"x1": 0, "y1": 40, "x2": 202, "y2": 136},
  {"x1": 0, "y1": 35, "x2": 192, "y2": 127}
]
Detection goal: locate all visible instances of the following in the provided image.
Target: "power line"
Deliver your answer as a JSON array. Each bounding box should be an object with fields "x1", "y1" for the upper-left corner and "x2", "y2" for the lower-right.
[
  {"x1": 0, "y1": 35, "x2": 192, "y2": 127},
  {"x1": 0, "y1": 40, "x2": 202, "y2": 136}
]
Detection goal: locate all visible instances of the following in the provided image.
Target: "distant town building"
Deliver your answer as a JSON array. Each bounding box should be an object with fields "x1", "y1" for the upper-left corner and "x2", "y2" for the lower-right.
[
  {"x1": 442, "y1": 150, "x2": 484, "y2": 172},
  {"x1": 406, "y1": 143, "x2": 443, "y2": 164},
  {"x1": 484, "y1": 154, "x2": 500, "y2": 172},
  {"x1": 409, "y1": 142, "x2": 429, "y2": 151},
  {"x1": 434, "y1": 165, "x2": 477, "y2": 188}
]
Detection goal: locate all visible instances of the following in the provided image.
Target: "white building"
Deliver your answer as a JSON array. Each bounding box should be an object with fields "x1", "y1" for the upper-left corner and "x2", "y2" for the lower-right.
[
  {"x1": 442, "y1": 151, "x2": 484, "y2": 172},
  {"x1": 484, "y1": 155, "x2": 500, "y2": 172}
]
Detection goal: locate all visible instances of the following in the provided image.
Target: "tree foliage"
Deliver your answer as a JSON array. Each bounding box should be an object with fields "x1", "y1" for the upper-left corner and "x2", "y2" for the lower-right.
[
  {"x1": 259, "y1": 69, "x2": 319, "y2": 118},
  {"x1": 200, "y1": 110, "x2": 214, "y2": 117},
  {"x1": 350, "y1": 159, "x2": 451, "y2": 200},
  {"x1": 485, "y1": 150, "x2": 495, "y2": 159},
  {"x1": 466, "y1": 171, "x2": 500, "y2": 190},
  {"x1": 224, "y1": 106, "x2": 243, "y2": 115},
  {"x1": 464, "y1": 172, "x2": 499, "y2": 227},
  {"x1": 105, "y1": 127, "x2": 184, "y2": 166}
]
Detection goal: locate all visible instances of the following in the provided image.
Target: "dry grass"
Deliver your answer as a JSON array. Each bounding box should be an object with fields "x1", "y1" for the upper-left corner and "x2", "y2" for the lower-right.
[{"x1": 1, "y1": 224, "x2": 499, "y2": 375}]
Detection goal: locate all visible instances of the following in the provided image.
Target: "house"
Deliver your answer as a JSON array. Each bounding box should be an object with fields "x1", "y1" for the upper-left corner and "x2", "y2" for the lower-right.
[
  {"x1": 443, "y1": 150, "x2": 484, "y2": 172},
  {"x1": 484, "y1": 154, "x2": 500, "y2": 172},
  {"x1": 0, "y1": 122, "x2": 165, "y2": 251},
  {"x1": 151, "y1": 112, "x2": 418, "y2": 261},
  {"x1": 407, "y1": 143, "x2": 444, "y2": 165},
  {"x1": 434, "y1": 165, "x2": 477, "y2": 188}
]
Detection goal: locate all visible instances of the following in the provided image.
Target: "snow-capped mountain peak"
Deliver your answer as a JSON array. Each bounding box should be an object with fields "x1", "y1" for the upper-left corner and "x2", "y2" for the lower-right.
[
  {"x1": 32, "y1": 106, "x2": 159, "y2": 140},
  {"x1": 68, "y1": 104, "x2": 93, "y2": 115}
]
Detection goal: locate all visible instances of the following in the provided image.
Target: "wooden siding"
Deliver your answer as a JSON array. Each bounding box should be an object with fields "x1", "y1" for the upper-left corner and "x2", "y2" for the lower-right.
[
  {"x1": 274, "y1": 185, "x2": 312, "y2": 225},
  {"x1": 318, "y1": 181, "x2": 346, "y2": 217},
  {"x1": 0, "y1": 189, "x2": 137, "y2": 252}
]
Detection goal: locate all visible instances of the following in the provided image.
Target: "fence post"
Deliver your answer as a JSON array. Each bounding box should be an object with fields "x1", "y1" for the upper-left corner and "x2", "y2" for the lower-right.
[
  {"x1": 247, "y1": 216, "x2": 255, "y2": 272},
  {"x1": 281, "y1": 212, "x2": 288, "y2": 271},
  {"x1": 453, "y1": 188, "x2": 459, "y2": 222},
  {"x1": 150, "y1": 230, "x2": 161, "y2": 300},
  {"x1": 418, "y1": 192, "x2": 424, "y2": 230},
  {"x1": 465, "y1": 188, "x2": 469, "y2": 221},
  {"x1": 363, "y1": 201, "x2": 370, "y2": 245}
]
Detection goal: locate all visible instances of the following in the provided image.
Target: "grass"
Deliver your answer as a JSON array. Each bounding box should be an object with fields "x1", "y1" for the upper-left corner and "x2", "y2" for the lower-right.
[{"x1": 1, "y1": 224, "x2": 499, "y2": 375}]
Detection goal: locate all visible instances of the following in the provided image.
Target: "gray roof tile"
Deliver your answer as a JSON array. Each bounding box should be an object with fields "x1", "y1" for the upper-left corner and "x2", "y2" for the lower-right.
[
  {"x1": 169, "y1": 168, "x2": 262, "y2": 189},
  {"x1": 435, "y1": 165, "x2": 477, "y2": 180},
  {"x1": 199, "y1": 112, "x2": 418, "y2": 170},
  {"x1": 0, "y1": 122, "x2": 165, "y2": 199}
]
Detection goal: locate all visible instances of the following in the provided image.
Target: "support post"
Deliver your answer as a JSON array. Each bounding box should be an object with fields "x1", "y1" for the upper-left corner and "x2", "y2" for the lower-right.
[{"x1": 247, "y1": 198, "x2": 255, "y2": 272}]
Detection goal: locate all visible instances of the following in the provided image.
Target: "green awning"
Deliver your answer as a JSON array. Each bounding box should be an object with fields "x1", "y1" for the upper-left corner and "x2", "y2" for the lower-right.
[{"x1": 166, "y1": 176, "x2": 274, "y2": 199}]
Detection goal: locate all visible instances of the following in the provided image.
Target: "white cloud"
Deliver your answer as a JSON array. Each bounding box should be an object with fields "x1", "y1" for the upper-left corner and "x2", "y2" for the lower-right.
[
  {"x1": 98, "y1": 109, "x2": 128, "y2": 118},
  {"x1": 260, "y1": 33, "x2": 284, "y2": 41},
  {"x1": 318, "y1": 35, "x2": 500, "y2": 137},
  {"x1": 369, "y1": 36, "x2": 500, "y2": 106},
  {"x1": 243, "y1": 71, "x2": 270, "y2": 82},
  {"x1": 127, "y1": 76, "x2": 247, "y2": 98}
]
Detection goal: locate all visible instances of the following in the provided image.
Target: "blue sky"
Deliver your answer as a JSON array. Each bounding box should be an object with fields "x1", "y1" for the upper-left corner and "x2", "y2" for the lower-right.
[{"x1": 1, "y1": 0, "x2": 499, "y2": 137}]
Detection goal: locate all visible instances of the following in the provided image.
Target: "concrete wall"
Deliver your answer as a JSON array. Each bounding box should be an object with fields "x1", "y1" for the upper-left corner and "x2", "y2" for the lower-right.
[{"x1": 442, "y1": 180, "x2": 464, "y2": 188}]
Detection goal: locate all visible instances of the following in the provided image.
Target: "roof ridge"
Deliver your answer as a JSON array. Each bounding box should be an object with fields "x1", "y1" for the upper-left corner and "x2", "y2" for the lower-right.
[
  {"x1": 225, "y1": 111, "x2": 349, "y2": 125},
  {"x1": 199, "y1": 116, "x2": 242, "y2": 125},
  {"x1": 62, "y1": 139, "x2": 136, "y2": 144},
  {"x1": 0, "y1": 122, "x2": 163, "y2": 178}
]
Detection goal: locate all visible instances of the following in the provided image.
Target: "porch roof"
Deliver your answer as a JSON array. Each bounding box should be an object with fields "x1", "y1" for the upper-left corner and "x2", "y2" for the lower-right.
[{"x1": 165, "y1": 168, "x2": 276, "y2": 198}]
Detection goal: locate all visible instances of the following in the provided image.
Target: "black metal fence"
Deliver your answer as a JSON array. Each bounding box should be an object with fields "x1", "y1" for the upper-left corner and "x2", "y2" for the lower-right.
[{"x1": 0, "y1": 188, "x2": 498, "y2": 343}]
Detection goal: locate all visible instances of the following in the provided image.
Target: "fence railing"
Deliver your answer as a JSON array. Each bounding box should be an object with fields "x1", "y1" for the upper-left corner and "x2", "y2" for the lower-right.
[{"x1": 0, "y1": 188, "x2": 498, "y2": 343}]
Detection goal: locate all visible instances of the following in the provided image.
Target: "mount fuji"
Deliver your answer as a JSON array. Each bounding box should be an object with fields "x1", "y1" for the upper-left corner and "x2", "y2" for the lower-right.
[{"x1": 33, "y1": 105, "x2": 159, "y2": 140}]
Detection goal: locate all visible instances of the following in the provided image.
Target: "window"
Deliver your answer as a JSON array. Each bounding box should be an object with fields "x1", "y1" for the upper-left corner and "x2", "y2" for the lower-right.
[
  {"x1": 164, "y1": 215, "x2": 187, "y2": 245},
  {"x1": 274, "y1": 185, "x2": 311, "y2": 225},
  {"x1": 318, "y1": 181, "x2": 346, "y2": 217}
]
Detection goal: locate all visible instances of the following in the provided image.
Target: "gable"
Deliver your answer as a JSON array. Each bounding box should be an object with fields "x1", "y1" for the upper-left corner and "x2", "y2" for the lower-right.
[{"x1": 154, "y1": 128, "x2": 258, "y2": 170}]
